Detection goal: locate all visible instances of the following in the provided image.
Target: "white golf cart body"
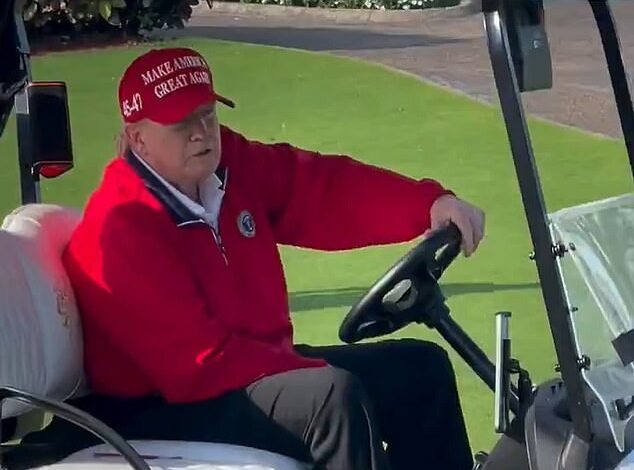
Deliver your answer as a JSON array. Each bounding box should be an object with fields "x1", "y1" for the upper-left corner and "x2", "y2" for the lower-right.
[
  {"x1": 3, "y1": 0, "x2": 634, "y2": 468},
  {"x1": 0, "y1": 202, "x2": 307, "y2": 469}
]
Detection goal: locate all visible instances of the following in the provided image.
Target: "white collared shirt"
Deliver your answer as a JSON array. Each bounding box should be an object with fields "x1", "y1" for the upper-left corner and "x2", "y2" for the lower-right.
[{"x1": 132, "y1": 152, "x2": 225, "y2": 232}]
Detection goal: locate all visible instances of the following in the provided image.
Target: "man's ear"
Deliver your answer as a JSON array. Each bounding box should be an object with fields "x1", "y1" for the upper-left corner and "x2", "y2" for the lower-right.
[{"x1": 125, "y1": 122, "x2": 146, "y2": 155}]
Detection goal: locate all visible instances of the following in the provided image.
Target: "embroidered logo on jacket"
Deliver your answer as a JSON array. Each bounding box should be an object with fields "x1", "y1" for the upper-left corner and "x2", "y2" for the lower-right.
[{"x1": 238, "y1": 210, "x2": 256, "y2": 238}]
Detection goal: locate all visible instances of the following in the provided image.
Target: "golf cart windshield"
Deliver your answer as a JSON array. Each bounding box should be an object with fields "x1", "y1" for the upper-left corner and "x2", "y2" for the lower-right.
[{"x1": 550, "y1": 193, "x2": 634, "y2": 451}]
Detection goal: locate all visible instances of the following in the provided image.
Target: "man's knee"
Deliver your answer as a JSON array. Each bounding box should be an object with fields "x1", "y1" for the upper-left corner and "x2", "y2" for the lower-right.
[
  {"x1": 305, "y1": 366, "x2": 383, "y2": 439},
  {"x1": 396, "y1": 338, "x2": 452, "y2": 364},
  {"x1": 303, "y1": 367, "x2": 387, "y2": 469},
  {"x1": 382, "y1": 338, "x2": 458, "y2": 388},
  {"x1": 316, "y1": 366, "x2": 371, "y2": 412},
  {"x1": 384, "y1": 337, "x2": 451, "y2": 362}
]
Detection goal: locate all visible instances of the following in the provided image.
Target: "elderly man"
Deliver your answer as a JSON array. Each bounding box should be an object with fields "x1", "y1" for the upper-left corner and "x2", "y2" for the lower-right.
[{"x1": 31, "y1": 47, "x2": 485, "y2": 470}]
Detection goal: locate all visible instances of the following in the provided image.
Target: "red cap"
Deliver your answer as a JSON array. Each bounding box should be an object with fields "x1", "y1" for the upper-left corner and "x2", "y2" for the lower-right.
[{"x1": 118, "y1": 47, "x2": 234, "y2": 125}]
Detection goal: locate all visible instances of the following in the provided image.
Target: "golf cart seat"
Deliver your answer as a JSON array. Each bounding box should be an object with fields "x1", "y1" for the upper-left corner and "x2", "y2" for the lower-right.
[{"x1": 0, "y1": 203, "x2": 307, "y2": 470}]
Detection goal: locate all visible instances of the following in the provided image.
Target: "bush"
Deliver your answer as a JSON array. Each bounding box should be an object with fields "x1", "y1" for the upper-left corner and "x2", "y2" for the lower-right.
[
  {"x1": 232, "y1": 0, "x2": 460, "y2": 9},
  {"x1": 21, "y1": 0, "x2": 202, "y2": 37},
  {"x1": 21, "y1": 0, "x2": 462, "y2": 42}
]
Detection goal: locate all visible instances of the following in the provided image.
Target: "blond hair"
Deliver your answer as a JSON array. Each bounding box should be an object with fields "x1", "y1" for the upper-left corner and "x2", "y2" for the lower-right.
[{"x1": 117, "y1": 127, "x2": 129, "y2": 156}]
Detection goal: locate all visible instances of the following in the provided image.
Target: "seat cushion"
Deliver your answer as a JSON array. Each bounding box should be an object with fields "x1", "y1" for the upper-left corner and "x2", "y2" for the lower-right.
[
  {"x1": 34, "y1": 440, "x2": 309, "y2": 469},
  {"x1": 0, "y1": 204, "x2": 84, "y2": 417}
]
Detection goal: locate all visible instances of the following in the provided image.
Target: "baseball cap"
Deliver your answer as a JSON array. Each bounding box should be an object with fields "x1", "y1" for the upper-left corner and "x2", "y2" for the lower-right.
[{"x1": 118, "y1": 47, "x2": 234, "y2": 125}]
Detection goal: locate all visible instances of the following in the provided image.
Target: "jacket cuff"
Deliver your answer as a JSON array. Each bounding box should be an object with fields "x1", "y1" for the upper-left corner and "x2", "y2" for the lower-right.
[{"x1": 420, "y1": 178, "x2": 455, "y2": 205}]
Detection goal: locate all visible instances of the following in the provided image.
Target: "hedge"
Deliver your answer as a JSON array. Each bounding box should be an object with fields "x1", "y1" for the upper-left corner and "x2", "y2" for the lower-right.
[
  {"x1": 22, "y1": 0, "x2": 203, "y2": 37},
  {"x1": 21, "y1": 0, "x2": 462, "y2": 39}
]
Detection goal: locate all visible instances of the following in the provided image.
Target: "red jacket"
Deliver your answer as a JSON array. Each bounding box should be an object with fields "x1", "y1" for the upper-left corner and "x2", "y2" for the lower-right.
[{"x1": 63, "y1": 125, "x2": 452, "y2": 403}]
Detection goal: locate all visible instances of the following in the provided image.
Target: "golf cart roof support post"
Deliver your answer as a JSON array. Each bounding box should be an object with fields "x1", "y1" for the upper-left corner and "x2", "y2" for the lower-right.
[
  {"x1": 14, "y1": 89, "x2": 40, "y2": 205},
  {"x1": 482, "y1": 0, "x2": 594, "y2": 444},
  {"x1": 13, "y1": 0, "x2": 31, "y2": 81},
  {"x1": 588, "y1": 0, "x2": 634, "y2": 181},
  {"x1": 12, "y1": 0, "x2": 38, "y2": 205}
]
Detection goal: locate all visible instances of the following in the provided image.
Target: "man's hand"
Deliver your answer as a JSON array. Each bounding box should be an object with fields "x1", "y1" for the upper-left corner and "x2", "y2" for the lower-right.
[{"x1": 426, "y1": 195, "x2": 485, "y2": 257}]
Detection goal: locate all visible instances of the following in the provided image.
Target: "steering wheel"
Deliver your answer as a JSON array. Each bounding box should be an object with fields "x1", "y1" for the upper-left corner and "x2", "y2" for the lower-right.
[{"x1": 338, "y1": 223, "x2": 463, "y2": 344}]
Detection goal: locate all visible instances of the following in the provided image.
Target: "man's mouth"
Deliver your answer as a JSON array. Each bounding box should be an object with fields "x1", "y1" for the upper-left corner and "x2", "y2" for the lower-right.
[{"x1": 192, "y1": 148, "x2": 212, "y2": 157}]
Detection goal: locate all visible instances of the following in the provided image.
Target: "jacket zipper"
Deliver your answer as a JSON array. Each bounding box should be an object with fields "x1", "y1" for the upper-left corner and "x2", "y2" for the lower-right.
[
  {"x1": 179, "y1": 219, "x2": 228, "y2": 265},
  {"x1": 209, "y1": 224, "x2": 229, "y2": 266}
]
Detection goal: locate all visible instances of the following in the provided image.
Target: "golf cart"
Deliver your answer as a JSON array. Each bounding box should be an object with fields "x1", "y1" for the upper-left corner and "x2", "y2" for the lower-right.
[{"x1": 0, "y1": 0, "x2": 633, "y2": 468}]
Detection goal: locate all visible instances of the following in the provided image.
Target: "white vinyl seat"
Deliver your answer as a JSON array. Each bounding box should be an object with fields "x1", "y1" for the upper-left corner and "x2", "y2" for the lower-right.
[
  {"x1": 37, "y1": 441, "x2": 306, "y2": 470},
  {"x1": 0, "y1": 203, "x2": 307, "y2": 470}
]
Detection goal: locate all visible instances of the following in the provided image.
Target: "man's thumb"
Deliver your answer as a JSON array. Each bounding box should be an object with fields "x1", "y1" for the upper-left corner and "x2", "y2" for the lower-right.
[{"x1": 431, "y1": 216, "x2": 450, "y2": 232}]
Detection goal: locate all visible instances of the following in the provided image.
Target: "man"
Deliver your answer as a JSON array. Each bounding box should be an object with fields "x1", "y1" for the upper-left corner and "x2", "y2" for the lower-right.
[{"x1": 33, "y1": 47, "x2": 484, "y2": 469}]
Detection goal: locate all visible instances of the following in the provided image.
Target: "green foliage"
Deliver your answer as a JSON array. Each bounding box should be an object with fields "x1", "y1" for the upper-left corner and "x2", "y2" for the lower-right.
[
  {"x1": 21, "y1": 0, "x2": 202, "y2": 36},
  {"x1": 21, "y1": 0, "x2": 463, "y2": 40}
]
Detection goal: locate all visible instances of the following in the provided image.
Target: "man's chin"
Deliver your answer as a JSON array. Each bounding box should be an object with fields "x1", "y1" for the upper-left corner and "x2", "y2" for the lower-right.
[{"x1": 194, "y1": 161, "x2": 220, "y2": 182}]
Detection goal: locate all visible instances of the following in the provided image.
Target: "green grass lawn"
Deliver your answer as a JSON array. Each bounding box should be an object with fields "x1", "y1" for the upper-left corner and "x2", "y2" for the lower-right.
[{"x1": 0, "y1": 37, "x2": 631, "y2": 454}]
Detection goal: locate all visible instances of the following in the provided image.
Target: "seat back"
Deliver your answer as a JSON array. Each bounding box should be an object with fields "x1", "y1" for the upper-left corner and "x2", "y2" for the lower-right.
[{"x1": 0, "y1": 204, "x2": 84, "y2": 418}]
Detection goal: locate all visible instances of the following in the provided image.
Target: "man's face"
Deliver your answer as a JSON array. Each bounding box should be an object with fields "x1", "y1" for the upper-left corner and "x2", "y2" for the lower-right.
[{"x1": 127, "y1": 102, "x2": 222, "y2": 194}]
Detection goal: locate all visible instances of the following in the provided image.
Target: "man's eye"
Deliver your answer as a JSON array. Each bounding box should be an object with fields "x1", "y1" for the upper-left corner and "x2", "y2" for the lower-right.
[{"x1": 172, "y1": 123, "x2": 189, "y2": 132}]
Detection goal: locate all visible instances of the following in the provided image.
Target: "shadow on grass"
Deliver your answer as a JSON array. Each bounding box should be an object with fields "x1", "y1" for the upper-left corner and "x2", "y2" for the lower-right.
[{"x1": 290, "y1": 282, "x2": 539, "y2": 312}]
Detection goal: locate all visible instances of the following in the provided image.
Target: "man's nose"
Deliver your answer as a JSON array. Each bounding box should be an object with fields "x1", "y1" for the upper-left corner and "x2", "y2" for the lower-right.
[{"x1": 189, "y1": 117, "x2": 209, "y2": 141}]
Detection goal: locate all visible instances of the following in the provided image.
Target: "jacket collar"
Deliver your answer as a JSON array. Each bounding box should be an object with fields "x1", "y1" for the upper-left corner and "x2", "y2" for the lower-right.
[{"x1": 124, "y1": 149, "x2": 228, "y2": 227}]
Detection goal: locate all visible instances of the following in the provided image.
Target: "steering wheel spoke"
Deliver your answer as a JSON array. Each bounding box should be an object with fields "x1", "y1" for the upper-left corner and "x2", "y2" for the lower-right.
[{"x1": 339, "y1": 223, "x2": 462, "y2": 344}]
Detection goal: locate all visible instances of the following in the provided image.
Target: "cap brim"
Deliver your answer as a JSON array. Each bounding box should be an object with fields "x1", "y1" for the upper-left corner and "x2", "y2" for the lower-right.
[
  {"x1": 147, "y1": 87, "x2": 236, "y2": 126},
  {"x1": 216, "y1": 94, "x2": 235, "y2": 109}
]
